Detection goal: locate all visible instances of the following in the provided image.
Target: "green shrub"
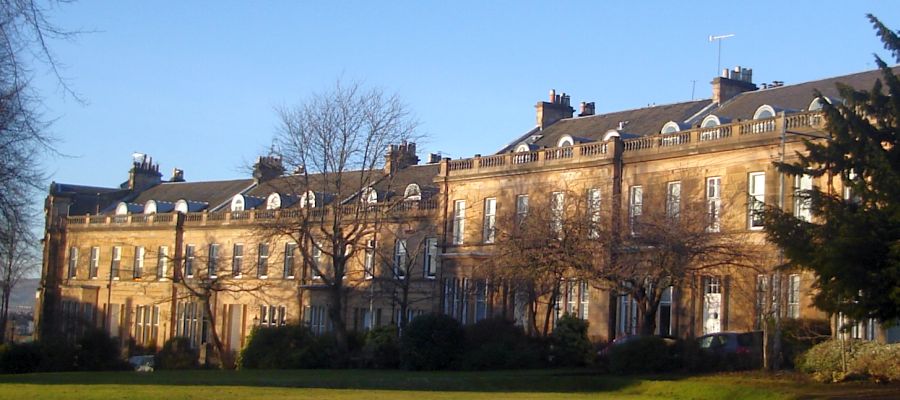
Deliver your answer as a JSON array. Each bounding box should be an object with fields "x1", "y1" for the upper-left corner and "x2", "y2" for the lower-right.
[
  {"x1": 798, "y1": 339, "x2": 900, "y2": 382},
  {"x1": 363, "y1": 325, "x2": 400, "y2": 369},
  {"x1": 34, "y1": 337, "x2": 78, "y2": 372},
  {"x1": 400, "y1": 313, "x2": 464, "y2": 370},
  {"x1": 460, "y1": 318, "x2": 545, "y2": 370},
  {"x1": 157, "y1": 337, "x2": 199, "y2": 369},
  {"x1": 781, "y1": 318, "x2": 831, "y2": 369},
  {"x1": 549, "y1": 314, "x2": 593, "y2": 367},
  {"x1": 76, "y1": 330, "x2": 128, "y2": 371},
  {"x1": 607, "y1": 336, "x2": 679, "y2": 374},
  {"x1": 0, "y1": 342, "x2": 43, "y2": 373},
  {"x1": 239, "y1": 325, "x2": 330, "y2": 369}
]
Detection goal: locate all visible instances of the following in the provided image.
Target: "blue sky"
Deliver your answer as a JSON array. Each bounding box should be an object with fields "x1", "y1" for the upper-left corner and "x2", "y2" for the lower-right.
[{"x1": 34, "y1": 1, "x2": 899, "y2": 190}]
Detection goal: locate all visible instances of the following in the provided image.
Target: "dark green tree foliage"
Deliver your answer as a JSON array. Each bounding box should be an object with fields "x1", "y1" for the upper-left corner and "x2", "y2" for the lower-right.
[
  {"x1": 156, "y1": 337, "x2": 199, "y2": 369},
  {"x1": 460, "y1": 318, "x2": 545, "y2": 370},
  {"x1": 549, "y1": 314, "x2": 593, "y2": 367},
  {"x1": 239, "y1": 325, "x2": 332, "y2": 369},
  {"x1": 362, "y1": 325, "x2": 400, "y2": 369},
  {"x1": 764, "y1": 15, "x2": 900, "y2": 323},
  {"x1": 400, "y1": 313, "x2": 464, "y2": 370}
]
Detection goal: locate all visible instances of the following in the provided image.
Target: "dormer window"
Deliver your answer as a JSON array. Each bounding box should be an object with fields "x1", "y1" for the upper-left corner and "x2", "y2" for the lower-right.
[
  {"x1": 557, "y1": 135, "x2": 574, "y2": 147},
  {"x1": 661, "y1": 121, "x2": 682, "y2": 134},
  {"x1": 701, "y1": 115, "x2": 722, "y2": 128},
  {"x1": 602, "y1": 129, "x2": 620, "y2": 141},
  {"x1": 753, "y1": 104, "x2": 776, "y2": 120},
  {"x1": 514, "y1": 143, "x2": 531, "y2": 153},
  {"x1": 299, "y1": 190, "x2": 316, "y2": 208},
  {"x1": 144, "y1": 200, "x2": 158, "y2": 214},
  {"x1": 115, "y1": 202, "x2": 129, "y2": 216},
  {"x1": 230, "y1": 195, "x2": 245, "y2": 212},
  {"x1": 266, "y1": 193, "x2": 282, "y2": 210},
  {"x1": 361, "y1": 187, "x2": 377, "y2": 204},
  {"x1": 174, "y1": 199, "x2": 189, "y2": 214},
  {"x1": 404, "y1": 184, "x2": 421, "y2": 201},
  {"x1": 808, "y1": 96, "x2": 838, "y2": 112}
]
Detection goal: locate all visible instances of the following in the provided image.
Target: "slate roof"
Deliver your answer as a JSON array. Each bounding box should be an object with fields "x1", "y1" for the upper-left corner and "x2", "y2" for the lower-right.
[
  {"x1": 128, "y1": 179, "x2": 255, "y2": 212},
  {"x1": 49, "y1": 182, "x2": 129, "y2": 215}
]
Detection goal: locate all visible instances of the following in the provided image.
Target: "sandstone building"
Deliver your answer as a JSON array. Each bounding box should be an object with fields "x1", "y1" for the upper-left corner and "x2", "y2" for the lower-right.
[{"x1": 36, "y1": 66, "x2": 900, "y2": 356}]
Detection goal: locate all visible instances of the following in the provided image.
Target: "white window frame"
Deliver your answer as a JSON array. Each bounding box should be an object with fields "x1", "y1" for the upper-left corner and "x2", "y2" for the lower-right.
[
  {"x1": 452, "y1": 200, "x2": 466, "y2": 245},
  {"x1": 423, "y1": 237, "x2": 437, "y2": 278},
  {"x1": 257, "y1": 243, "x2": 269, "y2": 278},
  {"x1": 157, "y1": 246, "x2": 168, "y2": 280},
  {"x1": 284, "y1": 243, "x2": 297, "y2": 279},
  {"x1": 515, "y1": 194, "x2": 529, "y2": 225},
  {"x1": 787, "y1": 274, "x2": 800, "y2": 319},
  {"x1": 364, "y1": 239, "x2": 376, "y2": 280},
  {"x1": 551, "y1": 191, "x2": 565, "y2": 234},
  {"x1": 482, "y1": 198, "x2": 497, "y2": 244},
  {"x1": 207, "y1": 243, "x2": 219, "y2": 278},
  {"x1": 67, "y1": 247, "x2": 78, "y2": 279},
  {"x1": 706, "y1": 177, "x2": 722, "y2": 232},
  {"x1": 310, "y1": 244, "x2": 321, "y2": 279},
  {"x1": 629, "y1": 186, "x2": 643, "y2": 235},
  {"x1": 232, "y1": 243, "x2": 243, "y2": 278},
  {"x1": 748, "y1": 172, "x2": 766, "y2": 230},
  {"x1": 184, "y1": 244, "x2": 195, "y2": 278},
  {"x1": 133, "y1": 246, "x2": 145, "y2": 279},
  {"x1": 89, "y1": 246, "x2": 100, "y2": 279},
  {"x1": 666, "y1": 181, "x2": 681, "y2": 220},
  {"x1": 111, "y1": 246, "x2": 121, "y2": 280},
  {"x1": 393, "y1": 239, "x2": 407, "y2": 279},
  {"x1": 794, "y1": 174, "x2": 813, "y2": 222},
  {"x1": 587, "y1": 188, "x2": 601, "y2": 238}
]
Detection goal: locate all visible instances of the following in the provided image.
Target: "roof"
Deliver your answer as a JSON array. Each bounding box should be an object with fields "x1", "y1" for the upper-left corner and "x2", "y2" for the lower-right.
[
  {"x1": 49, "y1": 182, "x2": 130, "y2": 216},
  {"x1": 715, "y1": 66, "x2": 900, "y2": 120},
  {"x1": 128, "y1": 179, "x2": 255, "y2": 211}
]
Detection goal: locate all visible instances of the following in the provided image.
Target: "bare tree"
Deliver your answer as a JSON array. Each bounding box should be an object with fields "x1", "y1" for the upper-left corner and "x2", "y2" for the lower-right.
[
  {"x1": 267, "y1": 81, "x2": 419, "y2": 351},
  {"x1": 488, "y1": 190, "x2": 601, "y2": 336},
  {"x1": 0, "y1": 213, "x2": 37, "y2": 343}
]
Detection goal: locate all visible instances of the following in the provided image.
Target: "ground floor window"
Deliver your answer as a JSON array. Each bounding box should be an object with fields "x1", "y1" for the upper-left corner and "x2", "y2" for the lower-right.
[
  {"x1": 134, "y1": 305, "x2": 159, "y2": 346},
  {"x1": 259, "y1": 305, "x2": 286, "y2": 327},
  {"x1": 176, "y1": 301, "x2": 209, "y2": 348},
  {"x1": 305, "y1": 305, "x2": 330, "y2": 335}
]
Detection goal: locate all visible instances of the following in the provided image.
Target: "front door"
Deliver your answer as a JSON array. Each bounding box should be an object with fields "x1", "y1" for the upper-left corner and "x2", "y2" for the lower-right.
[{"x1": 703, "y1": 277, "x2": 722, "y2": 334}]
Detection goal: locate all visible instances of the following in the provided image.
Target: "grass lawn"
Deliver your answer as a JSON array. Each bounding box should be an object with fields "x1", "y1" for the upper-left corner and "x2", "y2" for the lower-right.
[{"x1": 0, "y1": 369, "x2": 897, "y2": 400}]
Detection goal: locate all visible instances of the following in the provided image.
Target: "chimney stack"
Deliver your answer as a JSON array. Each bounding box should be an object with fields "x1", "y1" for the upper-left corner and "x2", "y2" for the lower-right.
[
  {"x1": 427, "y1": 153, "x2": 441, "y2": 164},
  {"x1": 170, "y1": 168, "x2": 185, "y2": 182},
  {"x1": 253, "y1": 155, "x2": 285, "y2": 182},
  {"x1": 128, "y1": 153, "x2": 162, "y2": 192},
  {"x1": 712, "y1": 66, "x2": 757, "y2": 104},
  {"x1": 578, "y1": 101, "x2": 595, "y2": 117},
  {"x1": 535, "y1": 89, "x2": 575, "y2": 129},
  {"x1": 384, "y1": 141, "x2": 419, "y2": 173}
]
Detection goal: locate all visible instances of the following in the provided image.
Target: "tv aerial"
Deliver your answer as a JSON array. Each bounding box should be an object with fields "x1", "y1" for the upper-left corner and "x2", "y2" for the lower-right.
[{"x1": 709, "y1": 34, "x2": 735, "y2": 76}]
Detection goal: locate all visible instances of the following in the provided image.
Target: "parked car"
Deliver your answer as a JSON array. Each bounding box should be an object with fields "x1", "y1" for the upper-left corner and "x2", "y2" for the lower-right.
[
  {"x1": 128, "y1": 355, "x2": 155, "y2": 372},
  {"x1": 697, "y1": 331, "x2": 762, "y2": 369},
  {"x1": 598, "y1": 335, "x2": 677, "y2": 356}
]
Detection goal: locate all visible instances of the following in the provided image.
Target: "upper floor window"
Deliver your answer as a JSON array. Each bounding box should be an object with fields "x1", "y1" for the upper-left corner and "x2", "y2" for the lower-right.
[
  {"x1": 230, "y1": 195, "x2": 245, "y2": 212},
  {"x1": 748, "y1": 172, "x2": 766, "y2": 230},
  {"x1": 144, "y1": 200, "x2": 158, "y2": 215},
  {"x1": 111, "y1": 246, "x2": 122, "y2": 280},
  {"x1": 794, "y1": 174, "x2": 813, "y2": 222},
  {"x1": 284, "y1": 243, "x2": 297, "y2": 279},
  {"x1": 551, "y1": 192, "x2": 565, "y2": 234},
  {"x1": 232, "y1": 244, "x2": 244, "y2": 277},
  {"x1": 557, "y1": 135, "x2": 574, "y2": 147},
  {"x1": 184, "y1": 245, "x2": 195, "y2": 278},
  {"x1": 660, "y1": 121, "x2": 682, "y2": 134},
  {"x1": 423, "y1": 238, "x2": 438, "y2": 278},
  {"x1": 257, "y1": 243, "x2": 269, "y2": 278},
  {"x1": 515, "y1": 194, "x2": 529, "y2": 225},
  {"x1": 701, "y1": 115, "x2": 722, "y2": 128},
  {"x1": 157, "y1": 246, "x2": 168, "y2": 280},
  {"x1": 300, "y1": 191, "x2": 316, "y2": 208},
  {"x1": 404, "y1": 184, "x2": 422, "y2": 201},
  {"x1": 133, "y1": 246, "x2": 145, "y2": 279},
  {"x1": 483, "y1": 198, "x2": 497, "y2": 244},
  {"x1": 787, "y1": 274, "x2": 801, "y2": 319},
  {"x1": 666, "y1": 181, "x2": 681, "y2": 220},
  {"x1": 207, "y1": 244, "x2": 220, "y2": 278},
  {"x1": 393, "y1": 239, "x2": 407, "y2": 278},
  {"x1": 753, "y1": 105, "x2": 776, "y2": 120},
  {"x1": 174, "y1": 199, "x2": 189, "y2": 214},
  {"x1": 67, "y1": 247, "x2": 78, "y2": 279},
  {"x1": 706, "y1": 177, "x2": 722, "y2": 232},
  {"x1": 361, "y1": 187, "x2": 377, "y2": 204},
  {"x1": 629, "y1": 186, "x2": 642, "y2": 235},
  {"x1": 364, "y1": 239, "x2": 376, "y2": 279},
  {"x1": 452, "y1": 200, "x2": 466, "y2": 245},
  {"x1": 89, "y1": 247, "x2": 100, "y2": 279},
  {"x1": 587, "y1": 188, "x2": 601, "y2": 238},
  {"x1": 266, "y1": 193, "x2": 282, "y2": 210}
]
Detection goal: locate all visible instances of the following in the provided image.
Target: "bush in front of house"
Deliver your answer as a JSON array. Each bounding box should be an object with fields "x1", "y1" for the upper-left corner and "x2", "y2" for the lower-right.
[
  {"x1": 76, "y1": 329, "x2": 129, "y2": 371},
  {"x1": 607, "y1": 336, "x2": 680, "y2": 374},
  {"x1": 400, "y1": 313, "x2": 464, "y2": 370},
  {"x1": 156, "y1": 337, "x2": 199, "y2": 369},
  {"x1": 239, "y1": 324, "x2": 331, "y2": 369},
  {"x1": 362, "y1": 325, "x2": 400, "y2": 369},
  {"x1": 0, "y1": 342, "x2": 44, "y2": 373},
  {"x1": 549, "y1": 314, "x2": 593, "y2": 367},
  {"x1": 798, "y1": 338, "x2": 900, "y2": 382},
  {"x1": 781, "y1": 318, "x2": 831, "y2": 369},
  {"x1": 459, "y1": 317, "x2": 545, "y2": 370}
]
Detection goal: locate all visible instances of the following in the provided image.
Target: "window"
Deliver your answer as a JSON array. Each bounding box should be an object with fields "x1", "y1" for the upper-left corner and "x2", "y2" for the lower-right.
[
  {"x1": 310, "y1": 244, "x2": 321, "y2": 279},
  {"x1": 257, "y1": 244, "x2": 269, "y2": 278},
  {"x1": 134, "y1": 305, "x2": 159, "y2": 346},
  {"x1": 587, "y1": 188, "x2": 601, "y2": 238},
  {"x1": 461, "y1": 278, "x2": 469, "y2": 324},
  {"x1": 300, "y1": 191, "x2": 316, "y2": 208},
  {"x1": 284, "y1": 243, "x2": 297, "y2": 279},
  {"x1": 184, "y1": 245, "x2": 195, "y2": 278},
  {"x1": 566, "y1": 280, "x2": 577, "y2": 315},
  {"x1": 579, "y1": 281, "x2": 590, "y2": 320},
  {"x1": 443, "y1": 278, "x2": 458, "y2": 317},
  {"x1": 551, "y1": 192, "x2": 565, "y2": 234},
  {"x1": 658, "y1": 286, "x2": 673, "y2": 336},
  {"x1": 515, "y1": 194, "x2": 529, "y2": 225},
  {"x1": 176, "y1": 301, "x2": 209, "y2": 348},
  {"x1": 207, "y1": 244, "x2": 219, "y2": 278},
  {"x1": 748, "y1": 172, "x2": 766, "y2": 229},
  {"x1": 452, "y1": 200, "x2": 465, "y2": 245},
  {"x1": 259, "y1": 305, "x2": 286, "y2": 327},
  {"x1": 89, "y1": 247, "x2": 99, "y2": 279},
  {"x1": 794, "y1": 174, "x2": 813, "y2": 222},
  {"x1": 306, "y1": 305, "x2": 329, "y2": 335},
  {"x1": 393, "y1": 239, "x2": 407, "y2": 278},
  {"x1": 232, "y1": 244, "x2": 243, "y2": 277},
  {"x1": 629, "y1": 186, "x2": 643, "y2": 235},
  {"x1": 266, "y1": 193, "x2": 282, "y2": 210},
  {"x1": 67, "y1": 247, "x2": 78, "y2": 279},
  {"x1": 361, "y1": 187, "x2": 377, "y2": 204},
  {"x1": 755, "y1": 274, "x2": 768, "y2": 330},
  {"x1": 364, "y1": 239, "x2": 376, "y2": 279},
  {"x1": 706, "y1": 177, "x2": 722, "y2": 232},
  {"x1": 483, "y1": 198, "x2": 497, "y2": 243},
  {"x1": 423, "y1": 238, "x2": 437, "y2": 278},
  {"x1": 111, "y1": 246, "x2": 121, "y2": 280},
  {"x1": 133, "y1": 246, "x2": 145, "y2": 279},
  {"x1": 230, "y1": 195, "x2": 245, "y2": 212},
  {"x1": 157, "y1": 246, "x2": 168, "y2": 280},
  {"x1": 787, "y1": 274, "x2": 800, "y2": 319},
  {"x1": 474, "y1": 280, "x2": 488, "y2": 322},
  {"x1": 666, "y1": 181, "x2": 681, "y2": 220},
  {"x1": 404, "y1": 184, "x2": 421, "y2": 201}
]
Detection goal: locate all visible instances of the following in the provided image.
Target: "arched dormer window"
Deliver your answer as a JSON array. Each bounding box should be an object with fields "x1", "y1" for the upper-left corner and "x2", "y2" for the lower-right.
[
  {"x1": 361, "y1": 187, "x2": 377, "y2": 204},
  {"x1": 266, "y1": 193, "x2": 282, "y2": 210},
  {"x1": 557, "y1": 135, "x2": 574, "y2": 147},
  {"x1": 808, "y1": 96, "x2": 839, "y2": 112},
  {"x1": 602, "y1": 129, "x2": 620, "y2": 141},
  {"x1": 404, "y1": 184, "x2": 421, "y2": 201},
  {"x1": 514, "y1": 143, "x2": 530, "y2": 153},
  {"x1": 144, "y1": 200, "x2": 158, "y2": 214},
  {"x1": 115, "y1": 202, "x2": 129, "y2": 216},
  {"x1": 299, "y1": 191, "x2": 316, "y2": 208},
  {"x1": 174, "y1": 199, "x2": 189, "y2": 214},
  {"x1": 660, "y1": 121, "x2": 682, "y2": 134},
  {"x1": 701, "y1": 115, "x2": 722, "y2": 128},
  {"x1": 230, "y1": 195, "x2": 245, "y2": 212},
  {"x1": 753, "y1": 104, "x2": 776, "y2": 120}
]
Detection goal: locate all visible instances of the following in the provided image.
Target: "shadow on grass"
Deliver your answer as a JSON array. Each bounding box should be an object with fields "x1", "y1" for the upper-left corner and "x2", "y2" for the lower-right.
[{"x1": 0, "y1": 369, "x2": 684, "y2": 394}]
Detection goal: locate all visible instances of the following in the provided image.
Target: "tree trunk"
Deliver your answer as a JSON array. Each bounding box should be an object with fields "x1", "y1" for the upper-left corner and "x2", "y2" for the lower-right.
[
  {"x1": 326, "y1": 279, "x2": 349, "y2": 354},
  {"x1": 542, "y1": 287, "x2": 560, "y2": 337},
  {"x1": 0, "y1": 284, "x2": 10, "y2": 344},
  {"x1": 201, "y1": 296, "x2": 226, "y2": 368}
]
